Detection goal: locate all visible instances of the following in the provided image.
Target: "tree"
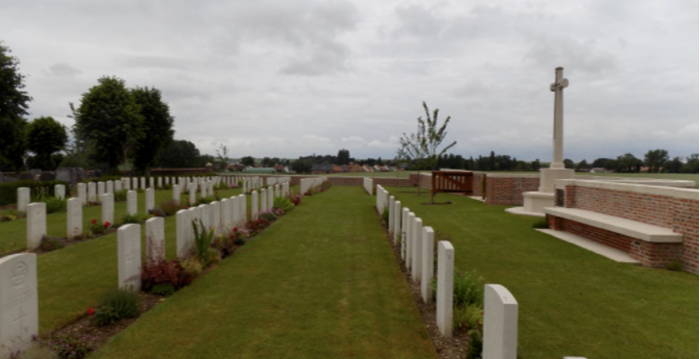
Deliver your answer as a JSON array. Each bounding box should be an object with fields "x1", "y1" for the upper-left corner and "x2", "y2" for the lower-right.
[
  {"x1": 0, "y1": 42, "x2": 32, "y2": 172},
  {"x1": 261, "y1": 157, "x2": 274, "y2": 167},
  {"x1": 131, "y1": 87, "x2": 174, "y2": 173},
  {"x1": 576, "y1": 159, "x2": 589, "y2": 172},
  {"x1": 26, "y1": 117, "x2": 67, "y2": 170},
  {"x1": 240, "y1": 156, "x2": 255, "y2": 167},
  {"x1": 683, "y1": 154, "x2": 698, "y2": 173},
  {"x1": 216, "y1": 144, "x2": 229, "y2": 170},
  {"x1": 664, "y1": 156, "x2": 683, "y2": 173},
  {"x1": 563, "y1": 158, "x2": 575, "y2": 169},
  {"x1": 291, "y1": 158, "x2": 312, "y2": 173},
  {"x1": 157, "y1": 140, "x2": 200, "y2": 168},
  {"x1": 644, "y1": 149, "x2": 669, "y2": 173},
  {"x1": 397, "y1": 101, "x2": 457, "y2": 199},
  {"x1": 337, "y1": 149, "x2": 350, "y2": 165},
  {"x1": 616, "y1": 153, "x2": 642, "y2": 173},
  {"x1": 72, "y1": 76, "x2": 144, "y2": 171}
]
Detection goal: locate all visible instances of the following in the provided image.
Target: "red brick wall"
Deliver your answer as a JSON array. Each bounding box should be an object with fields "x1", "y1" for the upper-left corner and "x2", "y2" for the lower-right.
[
  {"x1": 563, "y1": 185, "x2": 698, "y2": 274},
  {"x1": 484, "y1": 176, "x2": 540, "y2": 205},
  {"x1": 548, "y1": 216, "x2": 682, "y2": 269},
  {"x1": 408, "y1": 173, "x2": 432, "y2": 188},
  {"x1": 472, "y1": 173, "x2": 485, "y2": 197}
]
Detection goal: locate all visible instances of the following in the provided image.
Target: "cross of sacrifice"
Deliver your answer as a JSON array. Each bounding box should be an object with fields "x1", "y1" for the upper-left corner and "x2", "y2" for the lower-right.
[{"x1": 549, "y1": 67, "x2": 569, "y2": 169}]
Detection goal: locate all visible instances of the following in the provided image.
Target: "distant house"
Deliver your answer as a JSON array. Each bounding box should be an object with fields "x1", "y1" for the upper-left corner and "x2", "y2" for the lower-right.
[
  {"x1": 362, "y1": 165, "x2": 374, "y2": 172},
  {"x1": 245, "y1": 167, "x2": 276, "y2": 174},
  {"x1": 332, "y1": 165, "x2": 345, "y2": 173},
  {"x1": 589, "y1": 167, "x2": 611, "y2": 173},
  {"x1": 273, "y1": 164, "x2": 290, "y2": 173},
  {"x1": 311, "y1": 164, "x2": 333, "y2": 174},
  {"x1": 344, "y1": 164, "x2": 363, "y2": 173}
]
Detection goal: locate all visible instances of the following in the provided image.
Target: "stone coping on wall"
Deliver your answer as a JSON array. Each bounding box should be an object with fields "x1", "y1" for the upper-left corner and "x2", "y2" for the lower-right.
[
  {"x1": 555, "y1": 179, "x2": 699, "y2": 200},
  {"x1": 545, "y1": 207, "x2": 684, "y2": 243}
]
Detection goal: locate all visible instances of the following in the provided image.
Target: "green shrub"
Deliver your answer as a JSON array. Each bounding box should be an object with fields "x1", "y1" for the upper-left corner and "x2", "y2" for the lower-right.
[
  {"x1": 273, "y1": 196, "x2": 295, "y2": 213},
  {"x1": 0, "y1": 209, "x2": 25, "y2": 223},
  {"x1": 454, "y1": 302, "x2": 483, "y2": 331},
  {"x1": 40, "y1": 332, "x2": 98, "y2": 359},
  {"x1": 159, "y1": 200, "x2": 185, "y2": 216},
  {"x1": 466, "y1": 329, "x2": 484, "y2": 359},
  {"x1": 192, "y1": 219, "x2": 214, "y2": 265},
  {"x1": 114, "y1": 189, "x2": 128, "y2": 202},
  {"x1": 532, "y1": 218, "x2": 549, "y2": 229},
  {"x1": 382, "y1": 207, "x2": 389, "y2": 225},
  {"x1": 122, "y1": 213, "x2": 147, "y2": 224},
  {"x1": 665, "y1": 260, "x2": 683, "y2": 271},
  {"x1": 42, "y1": 197, "x2": 67, "y2": 214},
  {"x1": 0, "y1": 180, "x2": 68, "y2": 206},
  {"x1": 150, "y1": 283, "x2": 176, "y2": 296},
  {"x1": 454, "y1": 270, "x2": 484, "y2": 308},
  {"x1": 39, "y1": 235, "x2": 66, "y2": 252},
  {"x1": 92, "y1": 288, "x2": 140, "y2": 327},
  {"x1": 197, "y1": 196, "x2": 215, "y2": 205}
]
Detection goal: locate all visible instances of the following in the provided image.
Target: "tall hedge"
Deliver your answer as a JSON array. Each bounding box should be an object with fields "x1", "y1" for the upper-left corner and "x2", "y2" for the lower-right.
[{"x1": 0, "y1": 180, "x2": 68, "y2": 206}]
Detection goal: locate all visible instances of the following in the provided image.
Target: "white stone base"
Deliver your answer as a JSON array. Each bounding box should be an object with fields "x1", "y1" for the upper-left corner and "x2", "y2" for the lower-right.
[
  {"x1": 538, "y1": 168, "x2": 574, "y2": 193},
  {"x1": 522, "y1": 191, "x2": 555, "y2": 214},
  {"x1": 504, "y1": 206, "x2": 545, "y2": 218}
]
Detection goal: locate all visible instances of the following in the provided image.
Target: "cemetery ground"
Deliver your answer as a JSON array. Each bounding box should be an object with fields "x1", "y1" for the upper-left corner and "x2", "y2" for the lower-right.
[
  {"x1": 386, "y1": 187, "x2": 698, "y2": 359},
  {"x1": 89, "y1": 186, "x2": 437, "y2": 358}
]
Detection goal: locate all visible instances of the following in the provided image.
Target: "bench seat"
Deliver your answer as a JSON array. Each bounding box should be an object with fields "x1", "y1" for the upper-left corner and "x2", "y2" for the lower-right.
[{"x1": 544, "y1": 207, "x2": 682, "y2": 243}]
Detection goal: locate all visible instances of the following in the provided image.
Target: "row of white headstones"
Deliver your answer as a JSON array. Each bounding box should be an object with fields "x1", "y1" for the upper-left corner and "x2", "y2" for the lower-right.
[
  {"x1": 375, "y1": 184, "x2": 586, "y2": 359},
  {"x1": 4, "y1": 178, "x2": 293, "y2": 357}
]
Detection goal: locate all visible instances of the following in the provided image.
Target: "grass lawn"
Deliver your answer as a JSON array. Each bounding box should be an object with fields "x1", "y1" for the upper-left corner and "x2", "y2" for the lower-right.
[
  {"x1": 92, "y1": 186, "x2": 437, "y2": 359},
  {"x1": 0, "y1": 187, "x2": 244, "y2": 331},
  {"x1": 326, "y1": 170, "x2": 413, "y2": 179},
  {"x1": 387, "y1": 188, "x2": 698, "y2": 359}
]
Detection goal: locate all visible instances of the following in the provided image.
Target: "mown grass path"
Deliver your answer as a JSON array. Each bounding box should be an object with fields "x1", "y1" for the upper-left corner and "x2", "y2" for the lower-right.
[
  {"x1": 92, "y1": 186, "x2": 437, "y2": 359},
  {"x1": 387, "y1": 188, "x2": 697, "y2": 359}
]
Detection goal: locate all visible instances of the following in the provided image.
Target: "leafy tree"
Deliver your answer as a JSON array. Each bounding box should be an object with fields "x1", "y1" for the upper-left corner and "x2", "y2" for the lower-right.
[
  {"x1": 261, "y1": 157, "x2": 274, "y2": 167},
  {"x1": 157, "y1": 140, "x2": 200, "y2": 168},
  {"x1": 532, "y1": 159, "x2": 541, "y2": 171},
  {"x1": 337, "y1": 149, "x2": 350, "y2": 165},
  {"x1": 0, "y1": 42, "x2": 32, "y2": 172},
  {"x1": 563, "y1": 158, "x2": 575, "y2": 169},
  {"x1": 240, "y1": 156, "x2": 255, "y2": 167},
  {"x1": 592, "y1": 158, "x2": 613, "y2": 168},
  {"x1": 216, "y1": 144, "x2": 229, "y2": 170},
  {"x1": 397, "y1": 101, "x2": 457, "y2": 198},
  {"x1": 131, "y1": 87, "x2": 174, "y2": 173},
  {"x1": 26, "y1": 117, "x2": 68, "y2": 170},
  {"x1": 291, "y1": 158, "x2": 312, "y2": 173},
  {"x1": 576, "y1": 159, "x2": 589, "y2": 172},
  {"x1": 644, "y1": 149, "x2": 669, "y2": 173},
  {"x1": 72, "y1": 76, "x2": 144, "y2": 171},
  {"x1": 664, "y1": 156, "x2": 683, "y2": 173},
  {"x1": 615, "y1": 153, "x2": 642, "y2": 173},
  {"x1": 683, "y1": 154, "x2": 698, "y2": 173},
  {"x1": 198, "y1": 154, "x2": 216, "y2": 168}
]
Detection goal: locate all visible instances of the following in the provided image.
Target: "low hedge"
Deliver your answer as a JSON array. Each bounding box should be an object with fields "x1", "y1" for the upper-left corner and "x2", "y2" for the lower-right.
[{"x1": 0, "y1": 180, "x2": 69, "y2": 206}]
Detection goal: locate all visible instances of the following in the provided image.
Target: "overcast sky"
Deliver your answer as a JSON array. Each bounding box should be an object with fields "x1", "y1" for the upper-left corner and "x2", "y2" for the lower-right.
[{"x1": 1, "y1": 0, "x2": 698, "y2": 162}]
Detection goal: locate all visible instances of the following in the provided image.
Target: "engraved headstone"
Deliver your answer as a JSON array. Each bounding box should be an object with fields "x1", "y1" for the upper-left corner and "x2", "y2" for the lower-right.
[
  {"x1": 87, "y1": 182, "x2": 96, "y2": 203},
  {"x1": 421, "y1": 227, "x2": 435, "y2": 303},
  {"x1": 101, "y1": 193, "x2": 114, "y2": 227},
  {"x1": 251, "y1": 191, "x2": 259, "y2": 221},
  {"x1": 26, "y1": 203, "x2": 46, "y2": 250},
  {"x1": 145, "y1": 188, "x2": 155, "y2": 213},
  {"x1": 436, "y1": 241, "x2": 454, "y2": 337},
  {"x1": 97, "y1": 182, "x2": 105, "y2": 203},
  {"x1": 17, "y1": 188, "x2": 30, "y2": 213},
  {"x1": 127, "y1": 190, "x2": 137, "y2": 215},
  {"x1": 176, "y1": 210, "x2": 191, "y2": 258},
  {"x1": 0, "y1": 253, "x2": 38, "y2": 357},
  {"x1": 67, "y1": 198, "x2": 82, "y2": 239},
  {"x1": 412, "y1": 217, "x2": 423, "y2": 281},
  {"x1": 54, "y1": 184, "x2": 66, "y2": 199},
  {"x1": 146, "y1": 217, "x2": 165, "y2": 263},
  {"x1": 483, "y1": 284, "x2": 519, "y2": 359},
  {"x1": 118, "y1": 224, "x2": 141, "y2": 290},
  {"x1": 77, "y1": 183, "x2": 87, "y2": 205}
]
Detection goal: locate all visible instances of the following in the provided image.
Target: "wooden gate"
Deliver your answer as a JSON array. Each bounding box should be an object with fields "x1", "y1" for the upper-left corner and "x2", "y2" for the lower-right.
[{"x1": 431, "y1": 171, "x2": 474, "y2": 196}]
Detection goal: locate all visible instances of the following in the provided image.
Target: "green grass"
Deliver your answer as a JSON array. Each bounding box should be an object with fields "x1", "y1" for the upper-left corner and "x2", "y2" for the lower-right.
[
  {"x1": 92, "y1": 186, "x2": 436, "y2": 359},
  {"x1": 26, "y1": 187, "x2": 243, "y2": 331},
  {"x1": 387, "y1": 188, "x2": 697, "y2": 359},
  {"x1": 326, "y1": 170, "x2": 412, "y2": 178}
]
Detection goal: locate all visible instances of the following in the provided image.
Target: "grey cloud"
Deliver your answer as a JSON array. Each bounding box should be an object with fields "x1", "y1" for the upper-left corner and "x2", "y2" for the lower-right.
[{"x1": 47, "y1": 63, "x2": 81, "y2": 77}]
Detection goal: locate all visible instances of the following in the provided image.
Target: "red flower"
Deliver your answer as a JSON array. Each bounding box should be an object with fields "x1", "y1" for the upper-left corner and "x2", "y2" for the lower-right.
[
  {"x1": 104, "y1": 221, "x2": 111, "y2": 228},
  {"x1": 233, "y1": 227, "x2": 238, "y2": 232},
  {"x1": 229, "y1": 233, "x2": 234, "y2": 239},
  {"x1": 87, "y1": 307, "x2": 95, "y2": 316},
  {"x1": 91, "y1": 219, "x2": 97, "y2": 224}
]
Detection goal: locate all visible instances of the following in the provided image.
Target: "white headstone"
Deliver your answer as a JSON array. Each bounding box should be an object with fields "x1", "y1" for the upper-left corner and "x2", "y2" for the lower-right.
[
  {"x1": 172, "y1": 184, "x2": 180, "y2": 205},
  {"x1": 200, "y1": 181, "x2": 207, "y2": 199},
  {"x1": 421, "y1": 227, "x2": 435, "y2": 303},
  {"x1": 26, "y1": 203, "x2": 46, "y2": 250},
  {"x1": 411, "y1": 217, "x2": 423, "y2": 281},
  {"x1": 401, "y1": 208, "x2": 409, "y2": 259},
  {"x1": 198, "y1": 204, "x2": 210, "y2": 231},
  {"x1": 405, "y1": 212, "x2": 415, "y2": 268},
  {"x1": 268, "y1": 187, "x2": 274, "y2": 211},
  {"x1": 54, "y1": 184, "x2": 66, "y2": 199},
  {"x1": 260, "y1": 189, "x2": 267, "y2": 213},
  {"x1": 157, "y1": 177, "x2": 163, "y2": 189},
  {"x1": 221, "y1": 198, "x2": 230, "y2": 229},
  {"x1": 209, "y1": 201, "x2": 220, "y2": 235},
  {"x1": 436, "y1": 241, "x2": 454, "y2": 337},
  {"x1": 127, "y1": 190, "x2": 137, "y2": 215},
  {"x1": 483, "y1": 284, "x2": 519, "y2": 359},
  {"x1": 251, "y1": 191, "x2": 259, "y2": 221},
  {"x1": 0, "y1": 253, "x2": 38, "y2": 357},
  {"x1": 101, "y1": 193, "x2": 114, "y2": 227},
  {"x1": 124, "y1": 178, "x2": 131, "y2": 191},
  {"x1": 114, "y1": 179, "x2": 122, "y2": 192},
  {"x1": 146, "y1": 217, "x2": 165, "y2": 263},
  {"x1": 393, "y1": 201, "x2": 401, "y2": 244},
  {"x1": 189, "y1": 183, "x2": 196, "y2": 207},
  {"x1": 118, "y1": 224, "x2": 141, "y2": 290},
  {"x1": 239, "y1": 194, "x2": 247, "y2": 225},
  {"x1": 97, "y1": 182, "x2": 105, "y2": 203},
  {"x1": 132, "y1": 177, "x2": 138, "y2": 190},
  {"x1": 388, "y1": 196, "x2": 395, "y2": 234},
  {"x1": 140, "y1": 177, "x2": 146, "y2": 190},
  {"x1": 176, "y1": 210, "x2": 191, "y2": 258},
  {"x1": 87, "y1": 182, "x2": 96, "y2": 203},
  {"x1": 77, "y1": 183, "x2": 87, "y2": 205},
  {"x1": 17, "y1": 188, "x2": 30, "y2": 213},
  {"x1": 145, "y1": 188, "x2": 155, "y2": 213},
  {"x1": 106, "y1": 180, "x2": 114, "y2": 194},
  {"x1": 67, "y1": 198, "x2": 82, "y2": 239}
]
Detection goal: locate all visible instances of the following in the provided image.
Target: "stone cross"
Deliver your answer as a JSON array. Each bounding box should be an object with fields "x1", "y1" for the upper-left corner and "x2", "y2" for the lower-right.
[
  {"x1": 550, "y1": 66, "x2": 569, "y2": 169},
  {"x1": 0, "y1": 253, "x2": 38, "y2": 357}
]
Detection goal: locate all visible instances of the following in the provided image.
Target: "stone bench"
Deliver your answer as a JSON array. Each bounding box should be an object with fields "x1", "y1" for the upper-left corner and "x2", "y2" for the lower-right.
[{"x1": 545, "y1": 207, "x2": 683, "y2": 268}]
